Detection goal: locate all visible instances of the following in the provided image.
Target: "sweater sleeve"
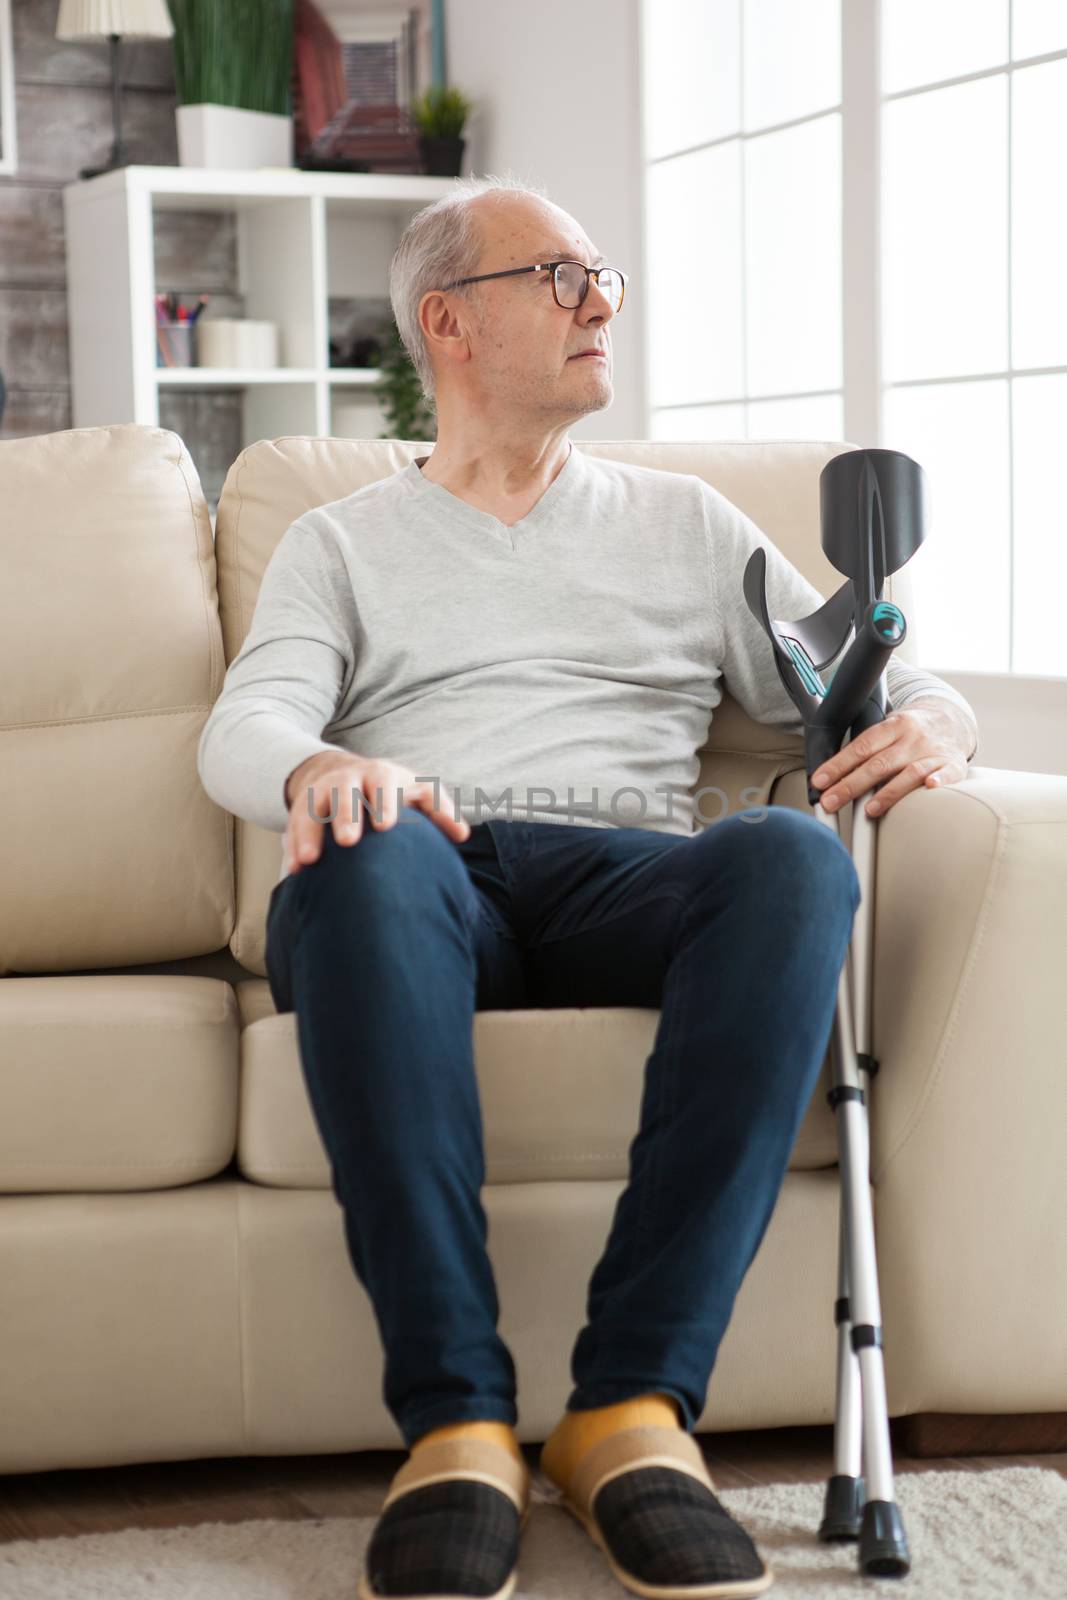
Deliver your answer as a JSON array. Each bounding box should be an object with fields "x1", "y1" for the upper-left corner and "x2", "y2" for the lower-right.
[
  {"x1": 197, "y1": 518, "x2": 357, "y2": 833},
  {"x1": 701, "y1": 480, "x2": 980, "y2": 761}
]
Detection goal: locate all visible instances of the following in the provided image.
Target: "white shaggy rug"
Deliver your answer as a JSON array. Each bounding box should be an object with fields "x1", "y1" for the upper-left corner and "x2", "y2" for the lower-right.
[{"x1": 1, "y1": 1466, "x2": 1065, "y2": 1598}]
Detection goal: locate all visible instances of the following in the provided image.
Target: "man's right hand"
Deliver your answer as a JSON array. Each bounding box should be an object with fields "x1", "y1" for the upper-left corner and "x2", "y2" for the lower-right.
[{"x1": 282, "y1": 751, "x2": 470, "y2": 876}]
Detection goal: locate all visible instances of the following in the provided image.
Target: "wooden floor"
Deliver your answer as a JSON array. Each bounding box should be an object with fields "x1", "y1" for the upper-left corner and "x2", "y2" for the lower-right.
[{"x1": 1, "y1": 1420, "x2": 1065, "y2": 1544}]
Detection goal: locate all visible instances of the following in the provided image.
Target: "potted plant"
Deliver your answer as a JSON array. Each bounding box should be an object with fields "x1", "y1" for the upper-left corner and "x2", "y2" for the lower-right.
[
  {"x1": 168, "y1": 0, "x2": 294, "y2": 170},
  {"x1": 411, "y1": 85, "x2": 472, "y2": 178},
  {"x1": 375, "y1": 316, "x2": 436, "y2": 442}
]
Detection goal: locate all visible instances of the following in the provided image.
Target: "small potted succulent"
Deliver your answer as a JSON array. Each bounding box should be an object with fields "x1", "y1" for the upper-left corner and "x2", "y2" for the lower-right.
[{"x1": 411, "y1": 85, "x2": 472, "y2": 178}]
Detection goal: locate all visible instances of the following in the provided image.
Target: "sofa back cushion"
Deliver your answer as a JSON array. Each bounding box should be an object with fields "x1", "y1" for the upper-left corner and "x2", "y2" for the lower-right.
[{"x1": 0, "y1": 424, "x2": 233, "y2": 975}]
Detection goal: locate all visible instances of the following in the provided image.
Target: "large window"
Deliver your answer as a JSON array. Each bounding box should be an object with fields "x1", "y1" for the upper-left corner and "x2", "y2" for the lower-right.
[{"x1": 641, "y1": 0, "x2": 1067, "y2": 677}]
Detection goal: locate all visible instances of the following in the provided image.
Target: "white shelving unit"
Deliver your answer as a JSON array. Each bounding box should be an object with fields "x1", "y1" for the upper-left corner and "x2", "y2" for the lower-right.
[{"x1": 63, "y1": 165, "x2": 458, "y2": 446}]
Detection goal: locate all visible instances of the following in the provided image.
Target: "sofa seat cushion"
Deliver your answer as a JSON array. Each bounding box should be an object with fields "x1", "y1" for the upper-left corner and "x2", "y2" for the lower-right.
[
  {"x1": 0, "y1": 976, "x2": 239, "y2": 1192},
  {"x1": 235, "y1": 982, "x2": 838, "y2": 1187}
]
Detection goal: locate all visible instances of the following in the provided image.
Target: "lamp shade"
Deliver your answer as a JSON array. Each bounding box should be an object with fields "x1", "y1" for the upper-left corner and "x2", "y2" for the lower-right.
[{"x1": 55, "y1": 0, "x2": 174, "y2": 41}]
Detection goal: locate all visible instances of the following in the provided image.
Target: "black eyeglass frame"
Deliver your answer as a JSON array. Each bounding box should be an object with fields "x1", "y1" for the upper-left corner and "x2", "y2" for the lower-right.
[{"x1": 440, "y1": 260, "x2": 628, "y2": 311}]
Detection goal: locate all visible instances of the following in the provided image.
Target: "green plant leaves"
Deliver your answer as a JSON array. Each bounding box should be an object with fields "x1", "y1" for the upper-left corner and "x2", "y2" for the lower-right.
[
  {"x1": 411, "y1": 85, "x2": 472, "y2": 138},
  {"x1": 168, "y1": 0, "x2": 293, "y2": 114}
]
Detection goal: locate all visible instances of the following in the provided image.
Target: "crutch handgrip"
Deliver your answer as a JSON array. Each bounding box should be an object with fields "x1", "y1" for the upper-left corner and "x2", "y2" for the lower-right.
[
  {"x1": 803, "y1": 601, "x2": 907, "y2": 806},
  {"x1": 815, "y1": 602, "x2": 906, "y2": 730}
]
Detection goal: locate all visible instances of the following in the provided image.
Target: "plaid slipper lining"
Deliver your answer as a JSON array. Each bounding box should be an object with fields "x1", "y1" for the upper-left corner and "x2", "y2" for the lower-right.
[
  {"x1": 358, "y1": 1435, "x2": 531, "y2": 1600},
  {"x1": 559, "y1": 1423, "x2": 775, "y2": 1599}
]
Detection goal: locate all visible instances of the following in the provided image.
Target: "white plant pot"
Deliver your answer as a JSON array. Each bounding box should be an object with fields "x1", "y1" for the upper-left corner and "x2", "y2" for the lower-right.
[{"x1": 176, "y1": 103, "x2": 293, "y2": 170}]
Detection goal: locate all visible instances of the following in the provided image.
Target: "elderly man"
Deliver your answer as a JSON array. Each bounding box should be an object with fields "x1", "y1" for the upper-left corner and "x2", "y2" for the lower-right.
[{"x1": 197, "y1": 174, "x2": 978, "y2": 1600}]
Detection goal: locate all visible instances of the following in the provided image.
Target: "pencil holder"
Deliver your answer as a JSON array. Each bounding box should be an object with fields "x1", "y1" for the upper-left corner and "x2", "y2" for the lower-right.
[{"x1": 156, "y1": 322, "x2": 196, "y2": 368}]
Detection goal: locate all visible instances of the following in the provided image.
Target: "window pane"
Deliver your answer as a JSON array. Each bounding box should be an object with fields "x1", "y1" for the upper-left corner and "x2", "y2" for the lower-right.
[
  {"x1": 642, "y1": 0, "x2": 740, "y2": 160},
  {"x1": 1012, "y1": 0, "x2": 1067, "y2": 61},
  {"x1": 646, "y1": 146, "x2": 744, "y2": 406},
  {"x1": 744, "y1": 115, "x2": 842, "y2": 397},
  {"x1": 1012, "y1": 375, "x2": 1067, "y2": 675},
  {"x1": 742, "y1": 0, "x2": 840, "y2": 132},
  {"x1": 746, "y1": 392, "x2": 844, "y2": 440},
  {"x1": 1012, "y1": 58, "x2": 1067, "y2": 371},
  {"x1": 883, "y1": 380, "x2": 1010, "y2": 672},
  {"x1": 883, "y1": 79, "x2": 1008, "y2": 383},
  {"x1": 649, "y1": 396, "x2": 844, "y2": 443},
  {"x1": 881, "y1": 0, "x2": 1007, "y2": 95},
  {"x1": 649, "y1": 403, "x2": 746, "y2": 441}
]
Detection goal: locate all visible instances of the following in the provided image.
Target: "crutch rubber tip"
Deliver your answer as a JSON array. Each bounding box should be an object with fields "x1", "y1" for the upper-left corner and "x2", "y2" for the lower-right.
[
  {"x1": 818, "y1": 1474, "x2": 865, "y2": 1541},
  {"x1": 858, "y1": 1498, "x2": 911, "y2": 1577}
]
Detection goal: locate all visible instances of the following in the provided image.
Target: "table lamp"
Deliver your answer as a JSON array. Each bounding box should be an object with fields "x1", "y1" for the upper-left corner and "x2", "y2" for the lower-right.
[{"x1": 56, "y1": 0, "x2": 175, "y2": 180}]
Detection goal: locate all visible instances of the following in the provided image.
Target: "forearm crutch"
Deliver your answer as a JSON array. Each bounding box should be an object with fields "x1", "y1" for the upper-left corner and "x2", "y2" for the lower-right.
[{"x1": 743, "y1": 447, "x2": 928, "y2": 1579}]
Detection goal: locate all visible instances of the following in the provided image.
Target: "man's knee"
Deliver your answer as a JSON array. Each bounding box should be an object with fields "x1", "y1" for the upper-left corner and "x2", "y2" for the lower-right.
[
  {"x1": 697, "y1": 804, "x2": 860, "y2": 910},
  {"x1": 758, "y1": 805, "x2": 860, "y2": 908},
  {"x1": 302, "y1": 805, "x2": 472, "y2": 913}
]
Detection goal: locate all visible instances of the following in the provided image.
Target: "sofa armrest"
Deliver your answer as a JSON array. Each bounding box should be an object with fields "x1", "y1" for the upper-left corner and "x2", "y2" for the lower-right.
[{"x1": 865, "y1": 765, "x2": 1067, "y2": 1414}]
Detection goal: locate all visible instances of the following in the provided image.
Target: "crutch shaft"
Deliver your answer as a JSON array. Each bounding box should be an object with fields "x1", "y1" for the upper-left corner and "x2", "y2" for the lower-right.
[{"x1": 812, "y1": 798, "x2": 909, "y2": 1574}]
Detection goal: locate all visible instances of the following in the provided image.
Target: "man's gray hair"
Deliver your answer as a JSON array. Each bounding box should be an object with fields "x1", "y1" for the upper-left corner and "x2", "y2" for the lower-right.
[{"x1": 389, "y1": 172, "x2": 551, "y2": 408}]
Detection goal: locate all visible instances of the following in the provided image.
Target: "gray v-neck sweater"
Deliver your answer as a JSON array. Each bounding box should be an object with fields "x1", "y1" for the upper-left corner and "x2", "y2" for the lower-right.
[{"x1": 197, "y1": 442, "x2": 978, "y2": 856}]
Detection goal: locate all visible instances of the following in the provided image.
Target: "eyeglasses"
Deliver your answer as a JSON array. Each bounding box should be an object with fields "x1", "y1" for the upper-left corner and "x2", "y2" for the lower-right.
[{"x1": 441, "y1": 259, "x2": 627, "y2": 312}]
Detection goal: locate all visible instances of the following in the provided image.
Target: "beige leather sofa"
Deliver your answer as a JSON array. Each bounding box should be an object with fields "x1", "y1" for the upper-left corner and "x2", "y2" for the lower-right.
[{"x1": 1, "y1": 423, "x2": 1064, "y2": 1478}]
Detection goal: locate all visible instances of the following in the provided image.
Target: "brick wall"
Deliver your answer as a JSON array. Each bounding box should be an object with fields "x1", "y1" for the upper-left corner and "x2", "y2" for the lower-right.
[{"x1": 0, "y1": 0, "x2": 242, "y2": 500}]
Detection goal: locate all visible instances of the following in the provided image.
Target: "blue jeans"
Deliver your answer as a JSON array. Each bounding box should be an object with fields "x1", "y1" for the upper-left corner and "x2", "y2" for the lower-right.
[{"x1": 264, "y1": 806, "x2": 860, "y2": 1449}]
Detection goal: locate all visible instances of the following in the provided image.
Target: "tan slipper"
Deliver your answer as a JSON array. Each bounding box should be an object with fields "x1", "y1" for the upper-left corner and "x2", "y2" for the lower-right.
[
  {"x1": 358, "y1": 1434, "x2": 531, "y2": 1600},
  {"x1": 556, "y1": 1423, "x2": 775, "y2": 1599}
]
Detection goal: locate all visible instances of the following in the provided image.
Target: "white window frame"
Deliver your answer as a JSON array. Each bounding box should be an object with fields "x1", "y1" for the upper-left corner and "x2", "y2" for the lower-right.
[
  {"x1": 644, "y1": 0, "x2": 1067, "y2": 679},
  {"x1": 869, "y1": 3, "x2": 1067, "y2": 675},
  {"x1": 842, "y1": 0, "x2": 880, "y2": 445},
  {"x1": 0, "y1": 0, "x2": 17, "y2": 178}
]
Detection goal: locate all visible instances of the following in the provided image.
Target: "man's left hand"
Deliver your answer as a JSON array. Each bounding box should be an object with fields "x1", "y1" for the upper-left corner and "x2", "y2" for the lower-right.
[{"x1": 810, "y1": 702, "x2": 975, "y2": 818}]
